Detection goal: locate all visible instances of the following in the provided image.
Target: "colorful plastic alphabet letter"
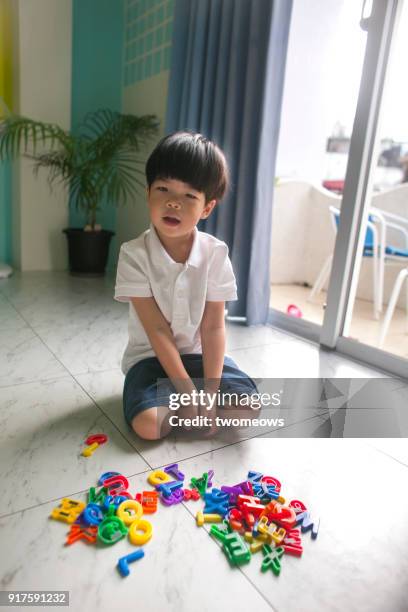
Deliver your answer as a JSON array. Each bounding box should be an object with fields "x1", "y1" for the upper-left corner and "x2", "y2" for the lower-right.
[
  {"x1": 88, "y1": 486, "x2": 109, "y2": 505},
  {"x1": 102, "y1": 474, "x2": 129, "y2": 496},
  {"x1": 156, "y1": 480, "x2": 183, "y2": 498},
  {"x1": 247, "y1": 470, "x2": 263, "y2": 484},
  {"x1": 271, "y1": 526, "x2": 286, "y2": 545},
  {"x1": 222, "y1": 532, "x2": 251, "y2": 566},
  {"x1": 210, "y1": 519, "x2": 232, "y2": 543},
  {"x1": 203, "y1": 489, "x2": 229, "y2": 516},
  {"x1": 65, "y1": 524, "x2": 98, "y2": 545},
  {"x1": 296, "y1": 511, "x2": 320, "y2": 539},
  {"x1": 289, "y1": 499, "x2": 308, "y2": 514},
  {"x1": 85, "y1": 434, "x2": 108, "y2": 446},
  {"x1": 233, "y1": 481, "x2": 254, "y2": 495},
  {"x1": 103, "y1": 495, "x2": 129, "y2": 511},
  {"x1": 98, "y1": 471, "x2": 120, "y2": 486},
  {"x1": 135, "y1": 490, "x2": 159, "y2": 513},
  {"x1": 237, "y1": 495, "x2": 265, "y2": 518},
  {"x1": 250, "y1": 540, "x2": 264, "y2": 554},
  {"x1": 183, "y1": 488, "x2": 200, "y2": 501},
  {"x1": 160, "y1": 488, "x2": 184, "y2": 506},
  {"x1": 261, "y1": 501, "x2": 296, "y2": 529},
  {"x1": 261, "y1": 476, "x2": 281, "y2": 493},
  {"x1": 207, "y1": 469, "x2": 214, "y2": 488},
  {"x1": 282, "y1": 528, "x2": 303, "y2": 556},
  {"x1": 117, "y1": 549, "x2": 145, "y2": 577},
  {"x1": 261, "y1": 544, "x2": 284, "y2": 575},
  {"x1": 128, "y1": 519, "x2": 153, "y2": 546},
  {"x1": 82, "y1": 503, "x2": 104, "y2": 526},
  {"x1": 147, "y1": 470, "x2": 172, "y2": 486},
  {"x1": 98, "y1": 516, "x2": 128, "y2": 545},
  {"x1": 190, "y1": 473, "x2": 208, "y2": 498},
  {"x1": 163, "y1": 463, "x2": 185, "y2": 481},
  {"x1": 196, "y1": 511, "x2": 223, "y2": 527},
  {"x1": 50, "y1": 498, "x2": 86, "y2": 524},
  {"x1": 117, "y1": 500, "x2": 143, "y2": 526},
  {"x1": 82, "y1": 442, "x2": 99, "y2": 457}
]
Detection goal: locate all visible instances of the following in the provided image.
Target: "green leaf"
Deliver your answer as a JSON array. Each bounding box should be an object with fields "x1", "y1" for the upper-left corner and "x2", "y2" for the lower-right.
[{"x1": 0, "y1": 108, "x2": 159, "y2": 218}]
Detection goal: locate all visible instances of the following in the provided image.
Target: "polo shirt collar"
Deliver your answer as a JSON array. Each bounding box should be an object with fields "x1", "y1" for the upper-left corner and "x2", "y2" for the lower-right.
[{"x1": 148, "y1": 222, "x2": 201, "y2": 268}]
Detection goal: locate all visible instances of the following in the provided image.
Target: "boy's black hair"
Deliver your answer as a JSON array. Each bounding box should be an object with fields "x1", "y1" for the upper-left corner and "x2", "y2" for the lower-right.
[{"x1": 145, "y1": 130, "x2": 229, "y2": 203}]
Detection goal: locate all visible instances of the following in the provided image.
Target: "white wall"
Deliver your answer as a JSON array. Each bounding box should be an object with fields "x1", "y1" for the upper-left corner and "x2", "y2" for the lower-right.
[
  {"x1": 12, "y1": 0, "x2": 72, "y2": 271},
  {"x1": 271, "y1": 180, "x2": 408, "y2": 310},
  {"x1": 117, "y1": 71, "x2": 169, "y2": 251}
]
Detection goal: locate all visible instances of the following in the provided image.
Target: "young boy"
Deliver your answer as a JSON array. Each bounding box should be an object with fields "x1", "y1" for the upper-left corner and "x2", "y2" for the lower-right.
[{"x1": 114, "y1": 130, "x2": 259, "y2": 440}]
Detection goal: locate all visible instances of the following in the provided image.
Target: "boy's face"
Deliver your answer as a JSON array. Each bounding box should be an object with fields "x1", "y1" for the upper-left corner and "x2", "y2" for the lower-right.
[{"x1": 146, "y1": 177, "x2": 216, "y2": 237}]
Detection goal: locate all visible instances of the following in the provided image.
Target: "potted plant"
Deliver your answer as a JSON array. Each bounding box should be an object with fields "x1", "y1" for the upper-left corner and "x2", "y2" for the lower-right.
[{"x1": 0, "y1": 108, "x2": 159, "y2": 276}]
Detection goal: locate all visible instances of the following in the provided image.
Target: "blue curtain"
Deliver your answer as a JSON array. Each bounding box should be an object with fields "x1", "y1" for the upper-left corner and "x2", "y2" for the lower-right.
[{"x1": 165, "y1": 0, "x2": 292, "y2": 325}]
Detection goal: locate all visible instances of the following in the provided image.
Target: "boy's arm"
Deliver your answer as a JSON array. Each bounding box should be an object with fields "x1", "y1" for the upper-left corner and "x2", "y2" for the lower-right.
[
  {"x1": 130, "y1": 297, "x2": 197, "y2": 397},
  {"x1": 200, "y1": 301, "x2": 226, "y2": 393}
]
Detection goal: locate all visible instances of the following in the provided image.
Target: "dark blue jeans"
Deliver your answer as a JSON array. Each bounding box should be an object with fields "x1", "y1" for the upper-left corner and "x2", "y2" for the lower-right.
[{"x1": 123, "y1": 353, "x2": 258, "y2": 428}]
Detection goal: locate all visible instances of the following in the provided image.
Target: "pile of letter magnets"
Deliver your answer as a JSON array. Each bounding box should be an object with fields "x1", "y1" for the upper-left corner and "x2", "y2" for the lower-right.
[{"x1": 49, "y1": 460, "x2": 319, "y2": 577}]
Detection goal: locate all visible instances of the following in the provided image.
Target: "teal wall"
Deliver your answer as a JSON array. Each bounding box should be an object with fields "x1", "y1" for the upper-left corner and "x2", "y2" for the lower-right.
[
  {"x1": 124, "y1": 0, "x2": 173, "y2": 86},
  {"x1": 0, "y1": 160, "x2": 11, "y2": 264},
  {"x1": 71, "y1": 0, "x2": 124, "y2": 271}
]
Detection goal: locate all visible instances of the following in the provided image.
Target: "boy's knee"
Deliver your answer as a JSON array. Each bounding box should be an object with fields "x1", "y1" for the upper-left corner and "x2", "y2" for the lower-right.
[{"x1": 131, "y1": 406, "x2": 172, "y2": 440}]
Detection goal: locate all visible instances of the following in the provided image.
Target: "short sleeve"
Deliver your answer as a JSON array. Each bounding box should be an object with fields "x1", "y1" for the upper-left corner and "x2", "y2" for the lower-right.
[
  {"x1": 206, "y1": 242, "x2": 238, "y2": 301},
  {"x1": 114, "y1": 244, "x2": 153, "y2": 302}
]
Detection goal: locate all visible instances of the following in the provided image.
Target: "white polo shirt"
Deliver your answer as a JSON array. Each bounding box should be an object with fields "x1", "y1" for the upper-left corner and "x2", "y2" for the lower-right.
[{"x1": 114, "y1": 222, "x2": 238, "y2": 375}]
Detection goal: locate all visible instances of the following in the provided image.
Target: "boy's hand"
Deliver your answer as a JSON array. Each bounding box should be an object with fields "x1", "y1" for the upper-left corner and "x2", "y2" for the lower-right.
[
  {"x1": 176, "y1": 388, "x2": 210, "y2": 430},
  {"x1": 178, "y1": 392, "x2": 220, "y2": 437},
  {"x1": 197, "y1": 392, "x2": 219, "y2": 438},
  {"x1": 177, "y1": 394, "x2": 199, "y2": 430},
  {"x1": 199, "y1": 414, "x2": 220, "y2": 439}
]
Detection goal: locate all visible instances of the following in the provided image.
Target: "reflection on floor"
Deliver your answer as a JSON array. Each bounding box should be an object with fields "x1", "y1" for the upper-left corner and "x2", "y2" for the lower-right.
[
  {"x1": 270, "y1": 283, "x2": 408, "y2": 359},
  {"x1": 0, "y1": 270, "x2": 407, "y2": 612}
]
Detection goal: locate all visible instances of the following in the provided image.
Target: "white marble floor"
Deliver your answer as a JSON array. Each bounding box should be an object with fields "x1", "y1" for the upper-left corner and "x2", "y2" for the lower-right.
[{"x1": 1, "y1": 271, "x2": 407, "y2": 612}]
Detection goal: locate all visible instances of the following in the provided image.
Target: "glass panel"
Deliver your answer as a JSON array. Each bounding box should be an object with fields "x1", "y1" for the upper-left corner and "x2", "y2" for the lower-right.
[
  {"x1": 345, "y1": 1, "x2": 408, "y2": 360},
  {"x1": 270, "y1": 1, "x2": 367, "y2": 326}
]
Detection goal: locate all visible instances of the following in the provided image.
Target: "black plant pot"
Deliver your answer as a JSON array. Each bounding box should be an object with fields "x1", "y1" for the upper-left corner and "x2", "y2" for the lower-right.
[{"x1": 63, "y1": 228, "x2": 115, "y2": 277}]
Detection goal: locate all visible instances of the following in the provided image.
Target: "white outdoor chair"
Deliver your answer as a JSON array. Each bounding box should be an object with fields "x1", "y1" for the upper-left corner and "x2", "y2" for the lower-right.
[
  {"x1": 378, "y1": 266, "x2": 408, "y2": 348},
  {"x1": 308, "y1": 205, "x2": 380, "y2": 318},
  {"x1": 308, "y1": 205, "x2": 408, "y2": 322},
  {"x1": 369, "y1": 207, "x2": 408, "y2": 319}
]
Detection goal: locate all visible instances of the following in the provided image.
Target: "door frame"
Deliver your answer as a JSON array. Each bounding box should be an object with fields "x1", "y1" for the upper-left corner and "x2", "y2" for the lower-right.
[{"x1": 269, "y1": 0, "x2": 407, "y2": 380}]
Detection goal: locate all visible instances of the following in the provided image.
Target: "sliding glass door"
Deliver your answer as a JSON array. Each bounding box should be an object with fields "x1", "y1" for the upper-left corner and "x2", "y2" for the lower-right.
[
  {"x1": 269, "y1": 0, "x2": 367, "y2": 331},
  {"x1": 320, "y1": 0, "x2": 407, "y2": 378},
  {"x1": 344, "y1": 0, "x2": 408, "y2": 363},
  {"x1": 270, "y1": 0, "x2": 406, "y2": 377}
]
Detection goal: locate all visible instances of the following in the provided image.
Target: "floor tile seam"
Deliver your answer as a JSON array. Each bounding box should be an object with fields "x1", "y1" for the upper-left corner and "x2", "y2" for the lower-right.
[
  {"x1": 1, "y1": 357, "x2": 148, "y2": 468},
  {"x1": 71, "y1": 374, "x2": 152, "y2": 470},
  {"x1": 266, "y1": 323, "x2": 400, "y2": 379},
  {"x1": 76, "y1": 367, "x2": 123, "y2": 376},
  {"x1": 92, "y1": 404, "x2": 301, "y2": 469},
  {"x1": 227, "y1": 340, "x2": 292, "y2": 354},
  {"x1": 0, "y1": 294, "x2": 85, "y2": 382},
  {"x1": 0, "y1": 467, "x2": 155, "y2": 521},
  {"x1": 0, "y1": 374, "x2": 72, "y2": 390},
  {"x1": 0, "y1": 288, "x2": 33, "y2": 318},
  {"x1": 1, "y1": 475, "x2": 276, "y2": 610},
  {"x1": 151, "y1": 415, "x2": 326, "y2": 470},
  {"x1": 178, "y1": 499, "x2": 278, "y2": 611},
  {"x1": 264, "y1": 323, "x2": 320, "y2": 348},
  {"x1": 366, "y1": 443, "x2": 408, "y2": 470},
  {"x1": 58, "y1": 366, "x2": 123, "y2": 378},
  {"x1": 0, "y1": 287, "x2": 125, "y2": 338}
]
